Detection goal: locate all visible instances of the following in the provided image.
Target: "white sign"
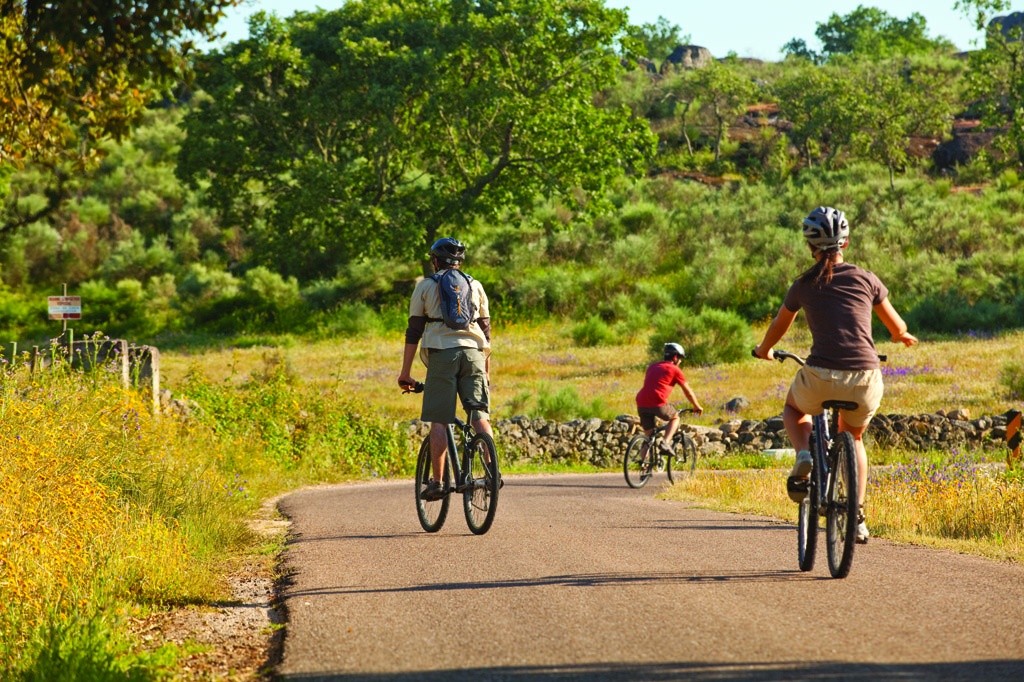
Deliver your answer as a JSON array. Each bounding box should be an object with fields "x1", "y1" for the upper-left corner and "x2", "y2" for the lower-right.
[{"x1": 48, "y1": 296, "x2": 82, "y2": 320}]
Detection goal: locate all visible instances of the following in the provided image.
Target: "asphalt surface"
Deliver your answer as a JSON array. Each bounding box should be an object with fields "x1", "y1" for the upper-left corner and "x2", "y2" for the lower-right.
[{"x1": 274, "y1": 473, "x2": 1024, "y2": 681}]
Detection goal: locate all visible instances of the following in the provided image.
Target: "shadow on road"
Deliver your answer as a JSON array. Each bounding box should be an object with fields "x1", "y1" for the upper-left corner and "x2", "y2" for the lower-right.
[
  {"x1": 278, "y1": 658, "x2": 1024, "y2": 681},
  {"x1": 511, "y1": 479, "x2": 626, "y2": 490},
  {"x1": 283, "y1": 568, "x2": 820, "y2": 600}
]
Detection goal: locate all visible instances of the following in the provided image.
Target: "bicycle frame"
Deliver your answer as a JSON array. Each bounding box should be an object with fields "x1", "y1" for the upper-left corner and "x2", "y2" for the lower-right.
[
  {"x1": 444, "y1": 417, "x2": 474, "y2": 493},
  {"x1": 809, "y1": 410, "x2": 837, "y2": 515}
]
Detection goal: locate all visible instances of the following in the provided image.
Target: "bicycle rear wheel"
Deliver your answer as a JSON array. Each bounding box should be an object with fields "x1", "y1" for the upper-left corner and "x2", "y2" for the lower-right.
[
  {"x1": 463, "y1": 432, "x2": 500, "y2": 535},
  {"x1": 623, "y1": 434, "x2": 653, "y2": 488},
  {"x1": 667, "y1": 434, "x2": 698, "y2": 484},
  {"x1": 415, "y1": 436, "x2": 450, "y2": 532},
  {"x1": 826, "y1": 431, "x2": 859, "y2": 578}
]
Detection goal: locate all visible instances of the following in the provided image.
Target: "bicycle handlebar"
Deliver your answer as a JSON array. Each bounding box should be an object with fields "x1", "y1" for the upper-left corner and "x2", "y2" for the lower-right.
[
  {"x1": 751, "y1": 347, "x2": 805, "y2": 365},
  {"x1": 752, "y1": 348, "x2": 887, "y2": 365},
  {"x1": 401, "y1": 381, "x2": 425, "y2": 394}
]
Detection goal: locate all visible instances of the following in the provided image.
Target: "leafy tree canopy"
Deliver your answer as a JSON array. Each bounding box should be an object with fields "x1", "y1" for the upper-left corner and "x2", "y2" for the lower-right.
[
  {"x1": 624, "y1": 16, "x2": 688, "y2": 65},
  {"x1": 784, "y1": 5, "x2": 955, "y2": 62},
  {"x1": 177, "y1": 0, "x2": 656, "y2": 279},
  {"x1": 0, "y1": 0, "x2": 237, "y2": 234}
]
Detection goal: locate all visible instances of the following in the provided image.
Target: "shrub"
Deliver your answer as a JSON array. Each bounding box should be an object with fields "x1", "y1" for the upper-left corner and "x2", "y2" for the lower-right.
[
  {"x1": 650, "y1": 306, "x2": 754, "y2": 365},
  {"x1": 570, "y1": 315, "x2": 615, "y2": 347},
  {"x1": 1000, "y1": 361, "x2": 1024, "y2": 401},
  {"x1": 535, "y1": 384, "x2": 609, "y2": 421},
  {"x1": 238, "y1": 266, "x2": 304, "y2": 330},
  {"x1": 76, "y1": 278, "x2": 163, "y2": 339},
  {"x1": 316, "y1": 301, "x2": 384, "y2": 338},
  {"x1": 906, "y1": 292, "x2": 1016, "y2": 334}
]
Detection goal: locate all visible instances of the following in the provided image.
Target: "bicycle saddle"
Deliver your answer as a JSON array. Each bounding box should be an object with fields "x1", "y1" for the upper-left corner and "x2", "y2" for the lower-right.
[{"x1": 822, "y1": 400, "x2": 859, "y2": 411}]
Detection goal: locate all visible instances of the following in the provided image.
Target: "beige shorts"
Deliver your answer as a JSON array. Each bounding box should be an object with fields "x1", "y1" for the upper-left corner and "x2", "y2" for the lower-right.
[{"x1": 788, "y1": 365, "x2": 883, "y2": 428}]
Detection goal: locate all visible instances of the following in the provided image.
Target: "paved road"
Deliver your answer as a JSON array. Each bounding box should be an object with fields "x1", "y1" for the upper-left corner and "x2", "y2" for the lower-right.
[{"x1": 275, "y1": 473, "x2": 1024, "y2": 681}]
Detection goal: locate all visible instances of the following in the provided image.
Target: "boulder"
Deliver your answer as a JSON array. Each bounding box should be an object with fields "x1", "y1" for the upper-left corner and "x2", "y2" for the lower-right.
[{"x1": 660, "y1": 45, "x2": 714, "y2": 73}]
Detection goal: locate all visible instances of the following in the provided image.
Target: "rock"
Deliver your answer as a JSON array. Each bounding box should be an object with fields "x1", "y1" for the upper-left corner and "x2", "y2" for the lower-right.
[
  {"x1": 724, "y1": 396, "x2": 750, "y2": 413},
  {"x1": 660, "y1": 45, "x2": 714, "y2": 73},
  {"x1": 990, "y1": 12, "x2": 1024, "y2": 41}
]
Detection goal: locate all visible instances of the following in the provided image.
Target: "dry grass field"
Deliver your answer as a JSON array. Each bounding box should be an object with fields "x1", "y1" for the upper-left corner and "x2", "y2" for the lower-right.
[{"x1": 160, "y1": 321, "x2": 1024, "y2": 426}]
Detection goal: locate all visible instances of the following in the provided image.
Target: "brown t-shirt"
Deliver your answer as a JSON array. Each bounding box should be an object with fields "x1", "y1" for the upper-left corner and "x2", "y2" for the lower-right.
[{"x1": 783, "y1": 262, "x2": 889, "y2": 370}]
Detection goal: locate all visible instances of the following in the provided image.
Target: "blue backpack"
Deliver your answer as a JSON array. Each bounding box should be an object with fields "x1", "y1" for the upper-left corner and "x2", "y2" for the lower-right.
[{"x1": 429, "y1": 269, "x2": 477, "y2": 331}]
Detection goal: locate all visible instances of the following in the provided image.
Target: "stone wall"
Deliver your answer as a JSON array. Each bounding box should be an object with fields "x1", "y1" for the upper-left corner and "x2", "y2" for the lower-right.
[{"x1": 406, "y1": 410, "x2": 1015, "y2": 468}]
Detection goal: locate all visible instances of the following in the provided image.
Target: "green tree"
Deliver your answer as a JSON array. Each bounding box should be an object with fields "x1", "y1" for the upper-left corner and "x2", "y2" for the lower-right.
[
  {"x1": 776, "y1": 59, "x2": 956, "y2": 184},
  {"x1": 785, "y1": 5, "x2": 954, "y2": 62},
  {"x1": 961, "y1": 7, "x2": 1024, "y2": 165},
  {"x1": 781, "y1": 38, "x2": 821, "y2": 64},
  {"x1": 624, "y1": 16, "x2": 687, "y2": 66},
  {"x1": 955, "y1": 0, "x2": 1012, "y2": 31},
  {"x1": 0, "y1": 1, "x2": 237, "y2": 234},
  {"x1": 848, "y1": 60, "x2": 958, "y2": 188},
  {"x1": 178, "y1": 0, "x2": 655, "y2": 279},
  {"x1": 697, "y1": 61, "x2": 758, "y2": 163}
]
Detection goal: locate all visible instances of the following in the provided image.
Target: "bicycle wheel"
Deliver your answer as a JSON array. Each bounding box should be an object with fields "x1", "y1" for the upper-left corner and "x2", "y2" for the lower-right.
[
  {"x1": 623, "y1": 434, "x2": 653, "y2": 488},
  {"x1": 463, "y1": 432, "x2": 500, "y2": 535},
  {"x1": 826, "y1": 431, "x2": 859, "y2": 578},
  {"x1": 667, "y1": 434, "x2": 698, "y2": 484},
  {"x1": 797, "y1": 493, "x2": 817, "y2": 572},
  {"x1": 415, "y1": 436, "x2": 450, "y2": 532}
]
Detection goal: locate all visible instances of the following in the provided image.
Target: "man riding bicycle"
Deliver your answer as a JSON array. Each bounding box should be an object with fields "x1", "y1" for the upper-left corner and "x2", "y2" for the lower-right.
[
  {"x1": 635, "y1": 343, "x2": 704, "y2": 454},
  {"x1": 398, "y1": 237, "x2": 492, "y2": 501}
]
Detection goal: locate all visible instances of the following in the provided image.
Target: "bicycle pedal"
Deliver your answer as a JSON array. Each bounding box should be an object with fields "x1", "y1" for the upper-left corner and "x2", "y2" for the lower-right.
[{"x1": 786, "y1": 476, "x2": 809, "y2": 503}]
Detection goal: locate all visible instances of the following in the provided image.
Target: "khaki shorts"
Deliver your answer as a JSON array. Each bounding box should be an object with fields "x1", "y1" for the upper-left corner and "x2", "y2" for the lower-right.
[
  {"x1": 789, "y1": 365, "x2": 883, "y2": 429},
  {"x1": 422, "y1": 347, "x2": 489, "y2": 424}
]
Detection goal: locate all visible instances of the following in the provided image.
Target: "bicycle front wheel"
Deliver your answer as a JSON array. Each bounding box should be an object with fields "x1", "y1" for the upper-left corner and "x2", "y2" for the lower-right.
[
  {"x1": 667, "y1": 434, "x2": 698, "y2": 484},
  {"x1": 415, "y1": 436, "x2": 450, "y2": 533},
  {"x1": 826, "y1": 431, "x2": 859, "y2": 578},
  {"x1": 623, "y1": 434, "x2": 653, "y2": 488},
  {"x1": 797, "y1": 493, "x2": 817, "y2": 572},
  {"x1": 463, "y1": 432, "x2": 500, "y2": 535}
]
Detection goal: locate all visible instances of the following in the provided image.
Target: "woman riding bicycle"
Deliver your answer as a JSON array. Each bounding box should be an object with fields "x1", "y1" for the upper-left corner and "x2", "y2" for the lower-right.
[{"x1": 752, "y1": 206, "x2": 918, "y2": 543}]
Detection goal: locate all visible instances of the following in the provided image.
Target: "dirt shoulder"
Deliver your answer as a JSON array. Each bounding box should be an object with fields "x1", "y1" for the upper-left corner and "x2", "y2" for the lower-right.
[{"x1": 131, "y1": 502, "x2": 288, "y2": 680}]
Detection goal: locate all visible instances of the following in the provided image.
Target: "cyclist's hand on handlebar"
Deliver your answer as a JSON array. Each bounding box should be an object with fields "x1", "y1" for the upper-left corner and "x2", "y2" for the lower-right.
[
  {"x1": 398, "y1": 375, "x2": 421, "y2": 393},
  {"x1": 751, "y1": 345, "x2": 774, "y2": 361},
  {"x1": 892, "y1": 331, "x2": 919, "y2": 347}
]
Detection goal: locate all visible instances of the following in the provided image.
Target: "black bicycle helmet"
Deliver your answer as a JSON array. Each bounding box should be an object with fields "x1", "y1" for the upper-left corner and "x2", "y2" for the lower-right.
[
  {"x1": 664, "y1": 342, "x2": 685, "y2": 360},
  {"x1": 802, "y1": 206, "x2": 849, "y2": 251},
  {"x1": 429, "y1": 237, "x2": 466, "y2": 265}
]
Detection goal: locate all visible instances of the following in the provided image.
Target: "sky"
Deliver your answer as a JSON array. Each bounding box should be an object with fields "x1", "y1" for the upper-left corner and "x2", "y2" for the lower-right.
[{"x1": 208, "y1": 1, "x2": 1022, "y2": 60}]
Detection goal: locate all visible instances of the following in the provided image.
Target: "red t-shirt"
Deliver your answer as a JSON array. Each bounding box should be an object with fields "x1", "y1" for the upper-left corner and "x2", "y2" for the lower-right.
[{"x1": 635, "y1": 361, "x2": 686, "y2": 408}]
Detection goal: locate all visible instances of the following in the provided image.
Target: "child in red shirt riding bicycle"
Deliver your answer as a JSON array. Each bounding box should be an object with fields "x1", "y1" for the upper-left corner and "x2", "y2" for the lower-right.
[{"x1": 635, "y1": 343, "x2": 704, "y2": 453}]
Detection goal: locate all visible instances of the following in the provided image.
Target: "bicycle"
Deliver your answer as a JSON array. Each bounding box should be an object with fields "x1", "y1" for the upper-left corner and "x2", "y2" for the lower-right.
[
  {"x1": 766, "y1": 349, "x2": 871, "y2": 579},
  {"x1": 623, "y1": 409, "x2": 698, "y2": 488},
  {"x1": 403, "y1": 382, "x2": 500, "y2": 535}
]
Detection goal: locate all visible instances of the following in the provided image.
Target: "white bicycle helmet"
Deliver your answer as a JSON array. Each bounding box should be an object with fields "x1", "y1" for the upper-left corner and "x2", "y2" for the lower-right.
[
  {"x1": 663, "y1": 342, "x2": 685, "y2": 360},
  {"x1": 802, "y1": 206, "x2": 849, "y2": 251}
]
